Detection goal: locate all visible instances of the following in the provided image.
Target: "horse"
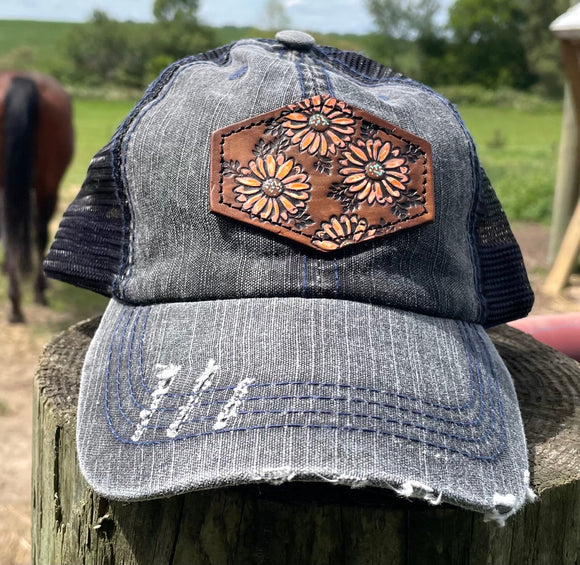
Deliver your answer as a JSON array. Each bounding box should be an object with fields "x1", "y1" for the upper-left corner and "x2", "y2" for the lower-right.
[{"x1": 0, "y1": 71, "x2": 73, "y2": 323}]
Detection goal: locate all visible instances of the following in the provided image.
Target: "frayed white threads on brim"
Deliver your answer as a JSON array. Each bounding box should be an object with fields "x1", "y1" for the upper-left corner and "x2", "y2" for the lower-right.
[
  {"x1": 166, "y1": 358, "x2": 220, "y2": 439},
  {"x1": 483, "y1": 469, "x2": 535, "y2": 527},
  {"x1": 484, "y1": 493, "x2": 517, "y2": 527},
  {"x1": 393, "y1": 480, "x2": 443, "y2": 505},
  {"x1": 131, "y1": 363, "x2": 181, "y2": 442},
  {"x1": 253, "y1": 467, "x2": 298, "y2": 485},
  {"x1": 252, "y1": 470, "x2": 370, "y2": 489},
  {"x1": 524, "y1": 470, "x2": 538, "y2": 503},
  {"x1": 316, "y1": 473, "x2": 370, "y2": 489},
  {"x1": 213, "y1": 376, "x2": 255, "y2": 430}
]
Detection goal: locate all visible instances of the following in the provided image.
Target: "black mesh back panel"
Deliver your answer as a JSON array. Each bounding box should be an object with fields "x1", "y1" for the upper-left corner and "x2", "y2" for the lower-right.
[
  {"x1": 44, "y1": 44, "x2": 234, "y2": 296},
  {"x1": 313, "y1": 45, "x2": 403, "y2": 83},
  {"x1": 475, "y1": 169, "x2": 534, "y2": 326},
  {"x1": 44, "y1": 142, "x2": 124, "y2": 295}
]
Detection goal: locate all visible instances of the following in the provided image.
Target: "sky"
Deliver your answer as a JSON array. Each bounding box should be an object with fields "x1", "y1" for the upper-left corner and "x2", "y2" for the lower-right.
[{"x1": 0, "y1": 0, "x2": 379, "y2": 34}]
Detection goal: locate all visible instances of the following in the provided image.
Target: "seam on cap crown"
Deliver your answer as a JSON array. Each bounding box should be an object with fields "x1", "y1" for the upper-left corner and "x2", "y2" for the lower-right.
[{"x1": 112, "y1": 44, "x2": 239, "y2": 298}]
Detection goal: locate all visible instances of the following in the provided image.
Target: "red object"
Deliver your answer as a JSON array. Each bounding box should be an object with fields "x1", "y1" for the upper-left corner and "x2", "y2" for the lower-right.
[{"x1": 508, "y1": 313, "x2": 580, "y2": 362}]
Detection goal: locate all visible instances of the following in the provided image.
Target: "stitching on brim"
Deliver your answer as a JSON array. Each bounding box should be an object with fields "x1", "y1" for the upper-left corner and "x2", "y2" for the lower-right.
[
  {"x1": 134, "y1": 306, "x2": 480, "y2": 411},
  {"x1": 123, "y1": 306, "x2": 489, "y2": 431},
  {"x1": 100, "y1": 304, "x2": 506, "y2": 461},
  {"x1": 114, "y1": 308, "x2": 495, "y2": 445}
]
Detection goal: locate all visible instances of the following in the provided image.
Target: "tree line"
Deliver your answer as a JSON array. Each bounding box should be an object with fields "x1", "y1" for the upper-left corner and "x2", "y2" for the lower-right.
[
  {"x1": 61, "y1": 0, "x2": 569, "y2": 98},
  {"x1": 366, "y1": 0, "x2": 570, "y2": 97},
  {"x1": 62, "y1": 0, "x2": 215, "y2": 89}
]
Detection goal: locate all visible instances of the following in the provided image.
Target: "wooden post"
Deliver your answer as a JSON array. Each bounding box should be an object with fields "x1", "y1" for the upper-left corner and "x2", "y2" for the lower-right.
[
  {"x1": 548, "y1": 7, "x2": 580, "y2": 278},
  {"x1": 544, "y1": 197, "x2": 580, "y2": 294},
  {"x1": 549, "y1": 81, "x2": 580, "y2": 265},
  {"x1": 32, "y1": 318, "x2": 580, "y2": 565}
]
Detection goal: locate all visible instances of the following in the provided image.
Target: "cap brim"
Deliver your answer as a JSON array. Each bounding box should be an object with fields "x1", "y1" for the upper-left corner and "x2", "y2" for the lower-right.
[{"x1": 77, "y1": 297, "x2": 532, "y2": 520}]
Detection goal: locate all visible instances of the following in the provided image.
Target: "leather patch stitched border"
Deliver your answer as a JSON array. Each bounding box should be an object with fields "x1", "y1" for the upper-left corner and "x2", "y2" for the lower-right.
[{"x1": 210, "y1": 95, "x2": 434, "y2": 251}]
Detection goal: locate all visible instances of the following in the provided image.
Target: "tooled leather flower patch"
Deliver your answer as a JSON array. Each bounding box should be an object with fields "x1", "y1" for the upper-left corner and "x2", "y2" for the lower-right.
[
  {"x1": 233, "y1": 154, "x2": 310, "y2": 222},
  {"x1": 339, "y1": 138, "x2": 409, "y2": 206},
  {"x1": 282, "y1": 95, "x2": 355, "y2": 157},
  {"x1": 312, "y1": 214, "x2": 376, "y2": 250},
  {"x1": 210, "y1": 95, "x2": 434, "y2": 251}
]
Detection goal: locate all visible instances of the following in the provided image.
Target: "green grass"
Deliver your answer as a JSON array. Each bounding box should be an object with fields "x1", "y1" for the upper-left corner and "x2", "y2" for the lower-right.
[
  {"x1": 62, "y1": 98, "x2": 137, "y2": 190},
  {"x1": 460, "y1": 105, "x2": 561, "y2": 224},
  {"x1": 0, "y1": 20, "x2": 77, "y2": 74}
]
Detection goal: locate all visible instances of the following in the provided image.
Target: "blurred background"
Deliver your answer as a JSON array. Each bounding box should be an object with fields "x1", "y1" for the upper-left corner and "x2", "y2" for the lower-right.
[{"x1": 0, "y1": 1, "x2": 578, "y2": 563}]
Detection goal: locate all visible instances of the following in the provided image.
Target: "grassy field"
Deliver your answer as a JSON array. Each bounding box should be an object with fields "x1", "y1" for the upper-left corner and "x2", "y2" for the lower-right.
[
  {"x1": 461, "y1": 106, "x2": 561, "y2": 224},
  {"x1": 0, "y1": 20, "x2": 76, "y2": 74},
  {"x1": 0, "y1": 20, "x2": 75, "y2": 55},
  {"x1": 0, "y1": 20, "x2": 378, "y2": 80}
]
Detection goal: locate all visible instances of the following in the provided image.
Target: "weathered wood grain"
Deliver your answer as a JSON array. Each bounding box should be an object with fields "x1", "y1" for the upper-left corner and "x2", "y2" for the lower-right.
[{"x1": 32, "y1": 318, "x2": 580, "y2": 565}]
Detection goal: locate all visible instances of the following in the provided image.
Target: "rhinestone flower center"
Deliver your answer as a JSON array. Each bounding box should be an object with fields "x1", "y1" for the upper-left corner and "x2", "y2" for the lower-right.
[
  {"x1": 365, "y1": 161, "x2": 385, "y2": 180},
  {"x1": 262, "y1": 178, "x2": 285, "y2": 197},
  {"x1": 308, "y1": 113, "x2": 330, "y2": 131}
]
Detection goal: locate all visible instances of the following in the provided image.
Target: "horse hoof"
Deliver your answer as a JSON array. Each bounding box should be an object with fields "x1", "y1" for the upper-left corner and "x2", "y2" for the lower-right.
[
  {"x1": 9, "y1": 312, "x2": 25, "y2": 324},
  {"x1": 34, "y1": 295, "x2": 48, "y2": 306}
]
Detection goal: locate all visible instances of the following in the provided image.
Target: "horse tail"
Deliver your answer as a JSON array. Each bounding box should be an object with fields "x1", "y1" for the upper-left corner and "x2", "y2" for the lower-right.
[{"x1": 2, "y1": 75, "x2": 39, "y2": 274}]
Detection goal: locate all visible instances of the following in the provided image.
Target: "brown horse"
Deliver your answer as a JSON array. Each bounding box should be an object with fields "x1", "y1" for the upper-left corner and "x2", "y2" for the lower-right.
[{"x1": 0, "y1": 71, "x2": 73, "y2": 323}]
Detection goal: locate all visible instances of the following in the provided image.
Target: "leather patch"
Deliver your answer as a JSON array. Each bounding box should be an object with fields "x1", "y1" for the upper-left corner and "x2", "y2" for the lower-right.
[{"x1": 210, "y1": 95, "x2": 434, "y2": 251}]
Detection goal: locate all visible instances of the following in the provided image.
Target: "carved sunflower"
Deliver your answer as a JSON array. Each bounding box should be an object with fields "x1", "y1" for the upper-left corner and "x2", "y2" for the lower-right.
[
  {"x1": 339, "y1": 138, "x2": 410, "y2": 206},
  {"x1": 311, "y1": 214, "x2": 376, "y2": 250},
  {"x1": 282, "y1": 94, "x2": 355, "y2": 156},
  {"x1": 233, "y1": 154, "x2": 311, "y2": 222}
]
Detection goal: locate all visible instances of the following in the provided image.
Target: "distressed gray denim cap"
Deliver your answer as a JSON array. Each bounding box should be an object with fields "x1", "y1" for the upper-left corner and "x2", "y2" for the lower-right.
[{"x1": 45, "y1": 31, "x2": 536, "y2": 524}]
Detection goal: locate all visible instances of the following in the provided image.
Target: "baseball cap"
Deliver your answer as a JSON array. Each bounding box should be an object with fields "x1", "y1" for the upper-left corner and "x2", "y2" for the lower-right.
[{"x1": 45, "y1": 31, "x2": 536, "y2": 524}]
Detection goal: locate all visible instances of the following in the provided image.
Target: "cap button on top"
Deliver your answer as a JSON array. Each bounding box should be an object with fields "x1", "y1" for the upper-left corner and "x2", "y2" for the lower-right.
[{"x1": 275, "y1": 30, "x2": 316, "y2": 51}]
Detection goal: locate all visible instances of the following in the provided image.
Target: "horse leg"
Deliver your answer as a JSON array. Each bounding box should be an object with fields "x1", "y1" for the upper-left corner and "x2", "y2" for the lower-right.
[
  {"x1": 34, "y1": 192, "x2": 56, "y2": 306},
  {"x1": 3, "y1": 74, "x2": 39, "y2": 321},
  {"x1": 6, "y1": 257, "x2": 25, "y2": 323},
  {"x1": 1, "y1": 201, "x2": 24, "y2": 322},
  {"x1": 34, "y1": 239, "x2": 48, "y2": 306}
]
